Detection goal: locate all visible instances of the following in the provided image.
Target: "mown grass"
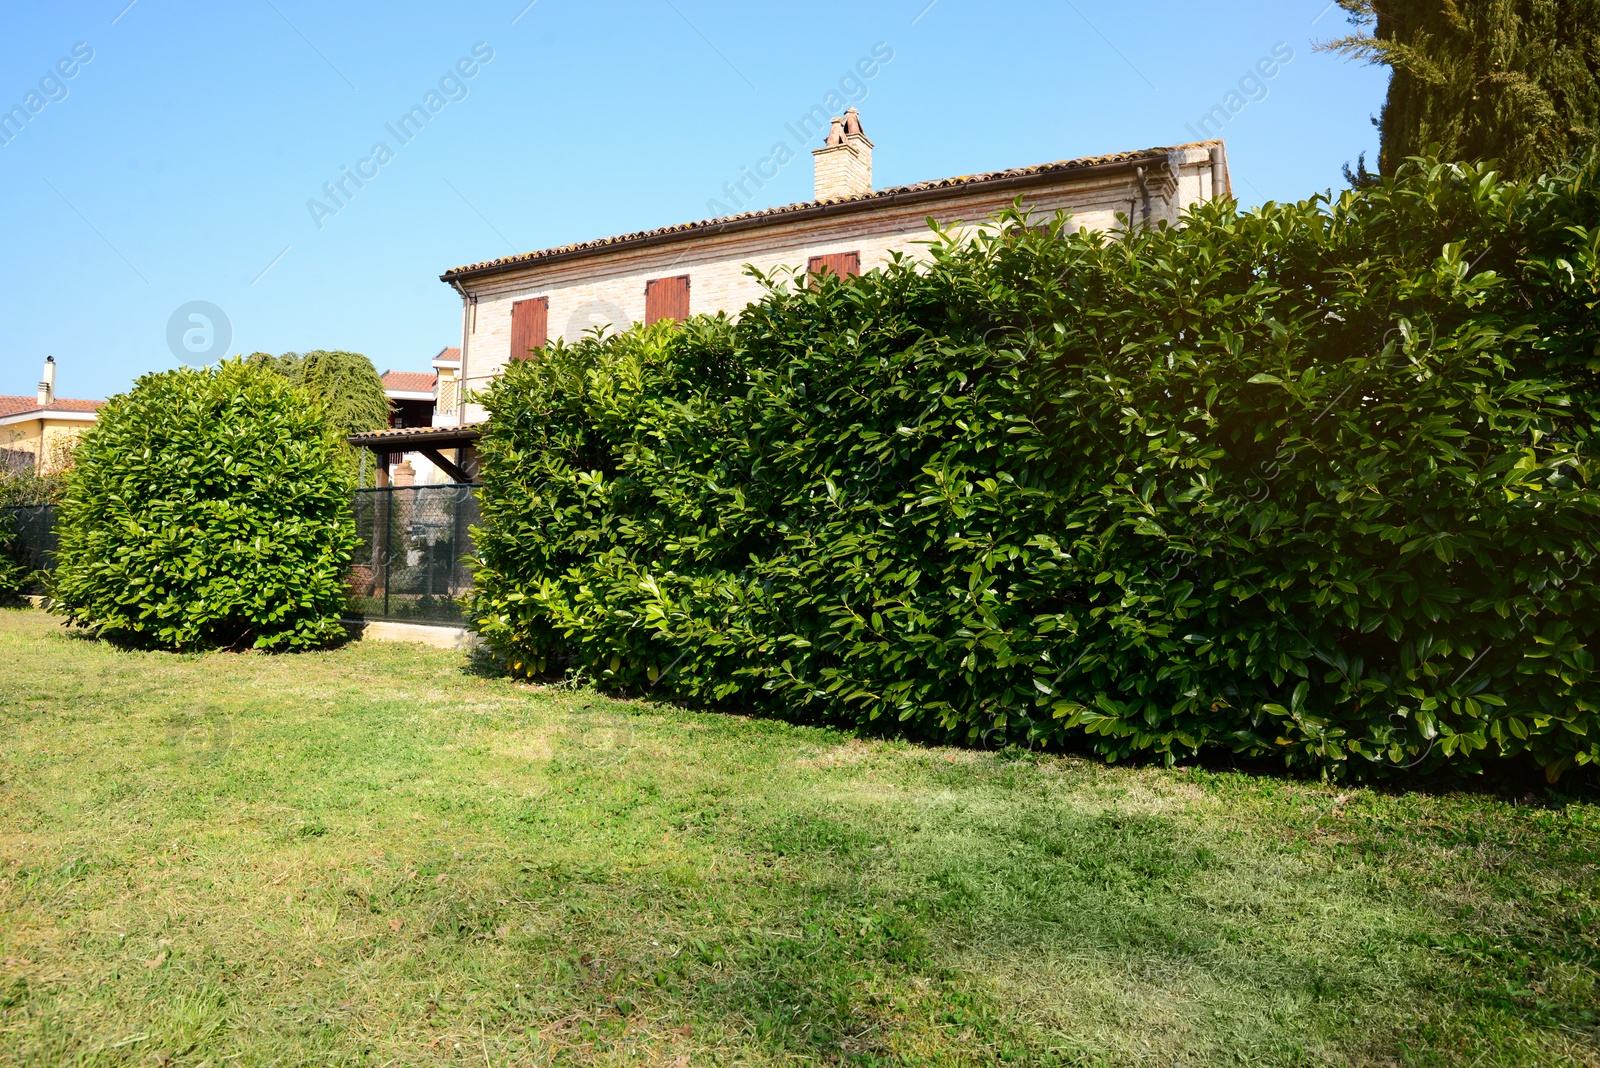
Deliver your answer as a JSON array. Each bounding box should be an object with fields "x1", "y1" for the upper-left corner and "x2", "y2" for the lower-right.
[{"x1": 0, "y1": 607, "x2": 1596, "y2": 1066}]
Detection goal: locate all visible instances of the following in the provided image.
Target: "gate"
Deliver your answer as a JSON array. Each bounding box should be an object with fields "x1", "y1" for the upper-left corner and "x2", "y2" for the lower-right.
[{"x1": 348, "y1": 484, "x2": 481, "y2": 624}]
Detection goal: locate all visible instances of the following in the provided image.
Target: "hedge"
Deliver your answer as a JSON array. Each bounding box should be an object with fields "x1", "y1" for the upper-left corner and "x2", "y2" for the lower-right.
[
  {"x1": 0, "y1": 513, "x2": 26, "y2": 600},
  {"x1": 52, "y1": 359, "x2": 356, "y2": 650},
  {"x1": 469, "y1": 156, "x2": 1600, "y2": 779}
]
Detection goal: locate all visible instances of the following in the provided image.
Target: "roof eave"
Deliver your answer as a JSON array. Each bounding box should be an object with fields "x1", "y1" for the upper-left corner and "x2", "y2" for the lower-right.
[
  {"x1": 0, "y1": 408, "x2": 99, "y2": 428},
  {"x1": 439, "y1": 150, "x2": 1176, "y2": 286},
  {"x1": 347, "y1": 424, "x2": 484, "y2": 449}
]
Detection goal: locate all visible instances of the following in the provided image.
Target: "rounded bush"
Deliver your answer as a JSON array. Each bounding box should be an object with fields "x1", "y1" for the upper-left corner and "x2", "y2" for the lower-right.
[{"x1": 53, "y1": 359, "x2": 357, "y2": 650}]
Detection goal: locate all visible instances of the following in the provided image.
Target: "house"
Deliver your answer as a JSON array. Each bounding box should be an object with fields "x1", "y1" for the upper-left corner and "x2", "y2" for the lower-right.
[
  {"x1": 381, "y1": 368, "x2": 438, "y2": 431},
  {"x1": 0, "y1": 357, "x2": 103, "y2": 474},
  {"x1": 439, "y1": 111, "x2": 1230, "y2": 425},
  {"x1": 351, "y1": 113, "x2": 1232, "y2": 478},
  {"x1": 362, "y1": 348, "x2": 472, "y2": 487}
]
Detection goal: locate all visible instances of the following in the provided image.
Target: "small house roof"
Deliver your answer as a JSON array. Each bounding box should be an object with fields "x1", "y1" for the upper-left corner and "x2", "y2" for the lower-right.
[
  {"x1": 0, "y1": 395, "x2": 105, "y2": 418},
  {"x1": 381, "y1": 371, "x2": 438, "y2": 394},
  {"x1": 348, "y1": 423, "x2": 483, "y2": 450}
]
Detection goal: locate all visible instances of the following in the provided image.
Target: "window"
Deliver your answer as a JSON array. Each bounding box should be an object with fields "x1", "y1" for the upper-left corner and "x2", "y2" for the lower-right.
[
  {"x1": 807, "y1": 251, "x2": 861, "y2": 280},
  {"x1": 645, "y1": 275, "x2": 690, "y2": 325},
  {"x1": 510, "y1": 297, "x2": 548, "y2": 361}
]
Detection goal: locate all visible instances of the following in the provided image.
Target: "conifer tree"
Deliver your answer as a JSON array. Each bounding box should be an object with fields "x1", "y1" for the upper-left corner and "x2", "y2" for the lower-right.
[
  {"x1": 246, "y1": 350, "x2": 389, "y2": 477},
  {"x1": 1325, "y1": 0, "x2": 1600, "y2": 180}
]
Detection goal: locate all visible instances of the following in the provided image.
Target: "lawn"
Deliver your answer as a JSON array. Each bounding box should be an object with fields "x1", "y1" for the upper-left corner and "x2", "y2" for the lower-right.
[{"x1": 0, "y1": 607, "x2": 1596, "y2": 1067}]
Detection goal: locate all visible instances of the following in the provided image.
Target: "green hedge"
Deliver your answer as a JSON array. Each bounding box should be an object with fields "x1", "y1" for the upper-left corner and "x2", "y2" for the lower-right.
[
  {"x1": 0, "y1": 513, "x2": 26, "y2": 600},
  {"x1": 53, "y1": 359, "x2": 356, "y2": 650},
  {"x1": 470, "y1": 157, "x2": 1600, "y2": 779}
]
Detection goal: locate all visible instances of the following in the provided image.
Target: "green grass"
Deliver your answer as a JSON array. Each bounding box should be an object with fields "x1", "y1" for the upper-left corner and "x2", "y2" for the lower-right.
[{"x1": 0, "y1": 608, "x2": 1596, "y2": 1067}]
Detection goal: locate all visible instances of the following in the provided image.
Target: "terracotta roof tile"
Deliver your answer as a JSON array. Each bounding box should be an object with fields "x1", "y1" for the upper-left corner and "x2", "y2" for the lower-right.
[
  {"x1": 348, "y1": 423, "x2": 483, "y2": 447},
  {"x1": 43, "y1": 398, "x2": 105, "y2": 413},
  {"x1": 442, "y1": 141, "x2": 1221, "y2": 282},
  {"x1": 435, "y1": 346, "x2": 461, "y2": 362},
  {"x1": 381, "y1": 371, "x2": 438, "y2": 393},
  {"x1": 0, "y1": 395, "x2": 104, "y2": 417}
]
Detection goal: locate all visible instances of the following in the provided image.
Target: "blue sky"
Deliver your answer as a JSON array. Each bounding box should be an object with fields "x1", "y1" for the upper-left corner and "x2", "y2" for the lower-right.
[{"x1": 0, "y1": 0, "x2": 1386, "y2": 401}]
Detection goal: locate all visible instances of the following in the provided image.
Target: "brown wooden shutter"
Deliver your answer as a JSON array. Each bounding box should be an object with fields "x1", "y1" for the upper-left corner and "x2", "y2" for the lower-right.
[
  {"x1": 807, "y1": 251, "x2": 861, "y2": 280},
  {"x1": 510, "y1": 297, "x2": 549, "y2": 361},
  {"x1": 644, "y1": 275, "x2": 690, "y2": 325}
]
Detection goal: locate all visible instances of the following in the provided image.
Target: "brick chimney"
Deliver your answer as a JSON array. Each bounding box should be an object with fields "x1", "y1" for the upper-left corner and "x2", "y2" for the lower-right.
[
  {"x1": 812, "y1": 107, "x2": 873, "y2": 200},
  {"x1": 37, "y1": 356, "x2": 55, "y2": 407}
]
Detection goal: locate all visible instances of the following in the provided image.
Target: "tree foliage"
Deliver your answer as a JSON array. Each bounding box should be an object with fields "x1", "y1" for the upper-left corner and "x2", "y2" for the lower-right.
[
  {"x1": 0, "y1": 464, "x2": 66, "y2": 508},
  {"x1": 1325, "y1": 0, "x2": 1600, "y2": 180},
  {"x1": 0, "y1": 515, "x2": 26, "y2": 600},
  {"x1": 469, "y1": 156, "x2": 1600, "y2": 781},
  {"x1": 53, "y1": 359, "x2": 357, "y2": 650},
  {"x1": 246, "y1": 349, "x2": 389, "y2": 477},
  {"x1": 1, "y1": 445, "x2": 69, "y2": 598}
]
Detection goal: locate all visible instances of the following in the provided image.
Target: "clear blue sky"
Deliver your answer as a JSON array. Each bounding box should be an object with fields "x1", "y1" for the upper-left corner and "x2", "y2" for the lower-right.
[{"x1": 0, "y1": 0, "x2": 1386, "y2": 401}]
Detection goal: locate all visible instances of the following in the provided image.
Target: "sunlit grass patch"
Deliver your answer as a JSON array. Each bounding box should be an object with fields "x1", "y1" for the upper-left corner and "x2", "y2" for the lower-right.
[{"x1": 0, "y1": 607, "x2": 1595, "y2": 1066}]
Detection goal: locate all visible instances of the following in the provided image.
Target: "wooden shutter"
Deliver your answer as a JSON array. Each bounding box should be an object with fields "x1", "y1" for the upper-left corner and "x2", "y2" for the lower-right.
[
  {"x1": 807, "y1": 251, "x2": 861, "y2": 280},
  {"x1": 510, "y1": 297, "x2": 549, "y2": 361},
  {"x1": 644, "y1": 275, "x2": 690, "y2": 325}
]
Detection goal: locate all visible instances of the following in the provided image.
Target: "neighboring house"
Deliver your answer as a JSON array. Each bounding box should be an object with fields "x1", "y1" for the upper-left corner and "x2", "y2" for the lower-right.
[
  {"x1": 382, "y1": 369, "x2": 437, "y2": 430},
  {"x1": 370, "y1": 348, "x2": 469, "y2": 486},
  {"x1": 0, "y1": 357, "x2": 103, "y2": 474},
  {"x1": 352, "y1": 113, "x2": 1233, "y2": 477},
  {"x1": 437, "y1": 110, "x2": 1232, "y2": 424},
  {"x1": 429, "y1": 346, "x2": 463, "y2": 426}
]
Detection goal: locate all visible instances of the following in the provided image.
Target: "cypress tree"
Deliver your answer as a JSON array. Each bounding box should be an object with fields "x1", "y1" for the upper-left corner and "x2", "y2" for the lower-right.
[{"x1": 1325, "y1": 0, "x2": 1600, "y2": 180}]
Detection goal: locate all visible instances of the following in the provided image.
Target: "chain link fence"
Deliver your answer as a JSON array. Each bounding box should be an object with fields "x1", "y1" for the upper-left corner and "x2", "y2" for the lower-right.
[
  {"x1": 348, "y1": 485, "x2": 480, "y2": 624},
  {"x1": 1, "y1": 504, "x2": 58, "y2": 595}
]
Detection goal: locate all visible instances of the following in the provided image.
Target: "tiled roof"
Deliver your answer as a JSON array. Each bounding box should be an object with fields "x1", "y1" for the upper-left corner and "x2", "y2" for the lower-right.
[
  {"x1": 348, "y1": 423, "x2": 483, "y2": 447},
  {"x1": 0, "y1": 395, "x2": 105, "y2": 418},
  {"x1": 381, "y1": 371, "x2": 437, "y2": 393},
  {"x1": 442, "y1": 141, "x2": 1220, "y2": 282},
  {"x1": 43, "y1": 398, "x2": 104, "y2": 413},
  {"x1": 434, "y1": 346, "x2": 461, "y2": 362}
]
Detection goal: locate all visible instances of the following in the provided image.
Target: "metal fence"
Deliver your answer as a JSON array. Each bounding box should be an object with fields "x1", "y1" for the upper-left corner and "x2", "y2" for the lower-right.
[
  {"x1": 2, "y1": 489, "x2": 480, "y2": 624},
  {"x1": 349, "y1": 485, "x2": 480, "y2": 624},
  {"x1": 1, "y1": 504, "x2": 58, "y2": 594}
]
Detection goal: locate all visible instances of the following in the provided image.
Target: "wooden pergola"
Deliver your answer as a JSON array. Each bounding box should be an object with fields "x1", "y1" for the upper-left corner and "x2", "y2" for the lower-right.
[{"x1": 347, "y1": 424, "x2": 484, "y2": 486}]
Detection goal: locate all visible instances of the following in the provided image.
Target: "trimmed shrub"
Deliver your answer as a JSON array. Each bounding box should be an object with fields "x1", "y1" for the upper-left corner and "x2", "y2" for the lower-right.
[
  {"x1": 53, "y1": 359, "x2": 356, "y2": 650},
  {"x1": 469, "y1": 157, "x2": 1600, "y2": 779}
]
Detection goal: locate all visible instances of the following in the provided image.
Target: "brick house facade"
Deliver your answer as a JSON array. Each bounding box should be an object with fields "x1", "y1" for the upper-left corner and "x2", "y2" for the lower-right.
[{"x1": 438, "y1": 111, "x2": 1232, "y2": 426}]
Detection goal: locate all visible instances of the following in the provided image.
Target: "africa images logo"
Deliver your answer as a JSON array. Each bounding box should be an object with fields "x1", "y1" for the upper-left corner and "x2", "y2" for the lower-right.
[
  {"x1": 0, "y1": 42, "x2": 94, "y2": 148},
  {"x1": 306, "y1": 43, "x2": 495, "y2": 230},
  {"x1": 165, "y1": 302, "x2": 233, "y2": 365}
]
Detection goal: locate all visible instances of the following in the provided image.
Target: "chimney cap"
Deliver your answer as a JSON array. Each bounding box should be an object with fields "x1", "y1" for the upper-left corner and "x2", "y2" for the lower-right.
[
  {"x1": 843, "y1": 107, "x2": 865, "y2": 137},
  {"x1": 46, "y1": 355, "x2": 54, "y2": 363},
  {"x1": 824, "y1": 116, "x2": 847, "y2": 146}
]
